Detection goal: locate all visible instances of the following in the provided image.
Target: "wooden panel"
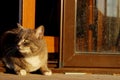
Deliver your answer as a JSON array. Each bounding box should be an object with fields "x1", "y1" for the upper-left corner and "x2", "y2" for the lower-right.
[
  {"x1": 22, "y1": 0, "x2": 35, "y2": 29},
  {"x1": 44, "y1": 36, "x2": 59, "y2": 53},
  {"x1": 88, "y1": 0, "x2": 93, "y2": 51},
  {"x1": 97, "y1": 11, "x2": 104, "y2": 51}
]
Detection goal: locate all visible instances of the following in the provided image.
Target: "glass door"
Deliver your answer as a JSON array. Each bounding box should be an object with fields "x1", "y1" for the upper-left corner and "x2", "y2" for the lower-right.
[
  {"x1": 63, "y1": 0, "x2": 120, "y2": 68},
  {"x1": 76, "y1": 0, "x2": 120, "y2": 53}
]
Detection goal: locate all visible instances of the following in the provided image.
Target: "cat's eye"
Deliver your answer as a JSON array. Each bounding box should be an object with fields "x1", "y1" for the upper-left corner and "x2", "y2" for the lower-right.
[
  {"x1": 23, "y1": 40, "x2": 30, "y2": 45},
  {"x1": 24, "y1": 40, "x2": 30, "y2": 43}
]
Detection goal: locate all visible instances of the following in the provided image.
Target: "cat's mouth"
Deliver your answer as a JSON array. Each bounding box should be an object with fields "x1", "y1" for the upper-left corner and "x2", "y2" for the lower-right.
[
  {"x1": 17, "y1": 46, "x2": 31, "y2": 53},
  {"x1": 19, "y1": 49, "x2": 31, "y2": 53}
]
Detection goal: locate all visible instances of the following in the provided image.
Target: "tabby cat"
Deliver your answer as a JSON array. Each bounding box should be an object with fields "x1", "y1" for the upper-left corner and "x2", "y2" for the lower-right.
[{"x1": 0, "y1": 24, "x2": 52, "y2": 76}]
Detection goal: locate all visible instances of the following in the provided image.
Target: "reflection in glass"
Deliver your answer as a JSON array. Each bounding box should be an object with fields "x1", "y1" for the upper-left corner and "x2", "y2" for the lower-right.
[{"x1": 76, "y1": 0, "x2": 120, "y2": 54}]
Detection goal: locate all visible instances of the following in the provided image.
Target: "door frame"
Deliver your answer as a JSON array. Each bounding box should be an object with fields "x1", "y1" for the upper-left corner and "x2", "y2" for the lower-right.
[
  {"x1": 58, "y1": 0, "x2": 120, "y2": 74},
  {"x1": 21, "y1": 0, "x2": 35, "y2": 29}
]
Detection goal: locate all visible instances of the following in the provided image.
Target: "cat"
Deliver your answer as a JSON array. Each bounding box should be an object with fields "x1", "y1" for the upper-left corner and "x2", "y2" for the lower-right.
[{"x1": 0, "y1": 24, "x2": 52, "y2": 76}]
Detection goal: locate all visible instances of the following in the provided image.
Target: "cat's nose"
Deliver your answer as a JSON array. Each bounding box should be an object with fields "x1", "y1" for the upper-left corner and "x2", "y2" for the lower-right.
[
  {"x1": 17, "y1": 44, "x2": 21, "y2": 49},
  {"x1": 16, "y1": 45, "x2": 20, "y2": 49}
]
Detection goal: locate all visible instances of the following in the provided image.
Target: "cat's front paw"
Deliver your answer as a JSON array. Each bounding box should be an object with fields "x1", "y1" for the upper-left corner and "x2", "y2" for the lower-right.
[
  {"x1": 43, "y1": 70, "x2": 52, "y2": 76},
  {"x1": 17, "y1": 69, "x2": 27, "y2": 76}
]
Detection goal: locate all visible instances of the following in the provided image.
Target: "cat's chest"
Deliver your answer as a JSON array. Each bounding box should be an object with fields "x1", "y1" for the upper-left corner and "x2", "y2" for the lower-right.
[{"x1": 24, "y1": 56, "x2": 41, "y2": 68}]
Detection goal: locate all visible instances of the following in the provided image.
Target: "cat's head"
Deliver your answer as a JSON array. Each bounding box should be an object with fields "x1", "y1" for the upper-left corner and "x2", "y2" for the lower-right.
[{"x1": 16, "y1": 24, "x2": 45, "y2": 56}]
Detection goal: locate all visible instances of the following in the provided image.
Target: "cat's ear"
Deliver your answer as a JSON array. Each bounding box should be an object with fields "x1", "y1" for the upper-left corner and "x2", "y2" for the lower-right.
[
  {"x1": 17, "y1": 23, "x2": 24, "y2": 29},
  {"x1": 35, "y1": 25, "x2": 44, "y2": 39}
]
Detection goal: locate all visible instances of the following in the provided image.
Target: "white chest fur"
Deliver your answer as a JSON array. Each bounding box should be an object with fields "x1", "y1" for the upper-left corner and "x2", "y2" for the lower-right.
[{"x1": 24, "y1": 56, "x2": 41, "y2": 71}]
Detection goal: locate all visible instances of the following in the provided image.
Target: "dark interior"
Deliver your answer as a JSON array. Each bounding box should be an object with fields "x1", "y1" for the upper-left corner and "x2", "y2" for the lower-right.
[
  {"x1": 35, "y1": 0, "x2": 60, "y2": 36},
  {"x1": 0, "y1": 0, "x2": 19, "y2": 36},
  {"x1": 0, "y1": 0, "x2": 60, "y2": 37}
]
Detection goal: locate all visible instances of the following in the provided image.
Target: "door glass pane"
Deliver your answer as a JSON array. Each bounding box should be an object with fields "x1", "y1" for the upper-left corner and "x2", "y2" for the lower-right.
[{"x1": 76, "y1": 0, "x2": 120, "y2": 54}]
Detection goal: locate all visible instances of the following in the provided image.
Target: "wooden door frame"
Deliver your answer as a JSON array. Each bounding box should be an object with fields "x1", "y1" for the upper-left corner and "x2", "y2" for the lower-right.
[
  {"x1": 22, "y1": 0, "x2": 35, "y2": 29},
  {"x1": 55, "y1": 0, "x2": 120, "y2": 74}
]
